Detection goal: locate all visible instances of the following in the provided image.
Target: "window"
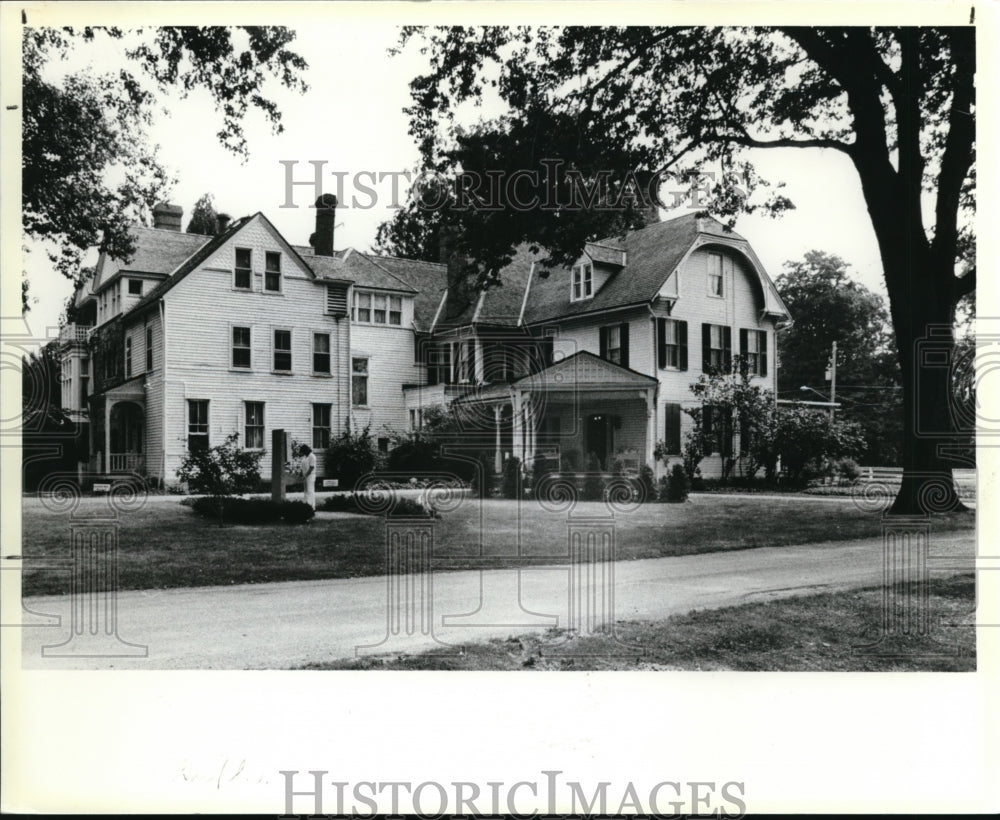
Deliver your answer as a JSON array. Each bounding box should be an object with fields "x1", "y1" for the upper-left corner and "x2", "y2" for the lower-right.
[
  {"x1": 235, "y1": 248, "x2": 252, "y2": 289},
  {"x1": 663, "y1": 403, "x2": 682, "y2": 455},
  {"x1": 377, "y1": 437, "x2": 390, "y2": 454},
  {"x1": 708, "y1": 252, "x2": 724, "y2": 297},
  {"x1": 599, "y1": 323, "x2": 630, "y2": 368},
  {"x1": 187, "y1": 400, "x2": 209, "y2": 452},
  {"x1": 124, "y1": 336, "x2": 132, "y2": 378},
  {"x1": 389, "y1": 296, "x2": 402, "y2": 326},
  {"x1": 740, "y1": 329, "x2": 768, "y2": 377},
  {"x1": 232, "y1": 326, "x2": 251, "y2": 369},
  {"x1": 128, "y1": 279, "x2": 143, "y2": 296},
  {"x1": 453, "y1": 340, "x2": 473, "y2": 383},
  {"x1": 702, "y1": 323, "x2": 732, "y2": 373},
  {"x1": 352, "y1": 358, "x2": 369, "y2": 406},
  {"x1": 409, "y1": 408, "x2": 423, "y2": 432},
  {"x1": 354, "y1": 291, "x2": 371, "y2": 323},
  {"x1": 146, "y1": 326, "x2": 153, "y2": 371},
  {"x1": 264, "y1": 251, "x2": 281, "y2": 292},
  {"x1": 245, "y1": 402, "x2": 265, "y2": 449},
  {"x1": 313, "y1": 332, "x2": 330, "y2": 374},
  {"x1": 312, "y1": 403, "x2": 332, "y2": 450},
  {"x1": 426, "y1": 343, "x2": 451, "y2": 386},
  {"x1": 572, "y1": 262, "x2": 594, "y2": 300},
  {"x1": 373, "y1": 294, "x2": 387, "y2": 324},
  {"x1": 657, "y1": 318, "x2": 688, "y2": 370},
  {"x1": 273, "y1": 329, "x2": 292, "y2": 371}
]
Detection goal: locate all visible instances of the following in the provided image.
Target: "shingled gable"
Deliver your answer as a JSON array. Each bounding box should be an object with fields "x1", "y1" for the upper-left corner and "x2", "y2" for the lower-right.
[
  {"x1": 514, "y1": 350, "x2": 657, "y2": 390},
  {"x1": 128, "y1": 212, "x2": 318, "y2": 316},
  {"x1": 520, "y1": 212, "x2": 790, "y2": 325}
]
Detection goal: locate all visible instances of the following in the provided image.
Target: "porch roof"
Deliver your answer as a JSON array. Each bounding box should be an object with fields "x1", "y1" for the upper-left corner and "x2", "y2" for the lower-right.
[{"x1": 513, "y1": 350, "x2": 657, "y2": 392}]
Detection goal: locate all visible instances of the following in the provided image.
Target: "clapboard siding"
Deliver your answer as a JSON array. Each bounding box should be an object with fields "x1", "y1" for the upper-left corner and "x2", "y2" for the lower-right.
[
  {"x1": 349, "y1": 322, "x2": 420, "y2": 436},
  {"x1": 160, "y1": 216, "x2": 351, "y2": 482}
]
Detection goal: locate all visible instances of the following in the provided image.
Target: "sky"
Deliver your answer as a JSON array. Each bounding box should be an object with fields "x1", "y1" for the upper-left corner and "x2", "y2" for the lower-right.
[{"x1": 22, "y1": 24, "x2": 890, "y2": 347}]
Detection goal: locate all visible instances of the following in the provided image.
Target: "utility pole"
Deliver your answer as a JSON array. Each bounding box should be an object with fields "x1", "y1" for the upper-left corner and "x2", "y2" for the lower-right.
[{"x1": 826, "y1": 341, "x2": 837, "y2": 420}]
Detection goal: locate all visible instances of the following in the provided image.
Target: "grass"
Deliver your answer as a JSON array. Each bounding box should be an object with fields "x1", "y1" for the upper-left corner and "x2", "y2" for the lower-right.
[
  {"x1": 20, "y1": 495, "x2": 975, "y2": 597},
  {"x1": 303, "y1": 574, "x2": 976, "y2": 672}
]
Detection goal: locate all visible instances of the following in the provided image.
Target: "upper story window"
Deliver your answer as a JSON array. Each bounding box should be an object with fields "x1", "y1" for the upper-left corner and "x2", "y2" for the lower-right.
[
  {"x1": 702, "y1": 323, "x2": 732, "y2": 373},
  {"x1": 124, "y1": 336, "x2": 133, "y2": 378},
  {"x1": 264, "y1": 251, "x2": 282, "y2": 292},
  {"x1": 353, "y1": 290, "x2": 405, "y2": 325},
  {"x1": 740, "y1": 328, "x2": 768, "y2": 377},
  {"x1": 707, "y1": 252, "x2": 724, "y2": 298},
  {"x1": 234, "y1": 248, "x2": 252, "y2": 290},
  {"x1": 313, "y1": 332, "x2": 331, "y2": 374},
  {"x1": 572, "y1": 262, "x2": 594, "y2": 301},
  {"x1": 452, "y1": 340, "x2": 473, "y2": 383},
  {"x1": 232, "y1": 326, "x2": 251, "y2": 369},
  {"x1": 128, "y1": 279, "x2": 143, "y2": 296},
  {"x1": 273, "y1": 329, "x2": 292, "y2": 372},
  {"x1": 599, "y1": 323, "x2": 630, "y2": 368},
  {"x1": 352, "y1": 357, "x2": 369, "y2": 406},
  {"x1": 657, "y1": 318, "x2": 688, "y2": 371}
]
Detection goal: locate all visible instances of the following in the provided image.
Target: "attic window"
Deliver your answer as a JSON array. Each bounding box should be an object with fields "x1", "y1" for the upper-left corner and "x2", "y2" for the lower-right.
[
  {"x1": 572, "y1": 262, "x2": 593, "y2": 301},
  {"x1": 128, "y1": 279, "x2": 143, "y2": 296}
]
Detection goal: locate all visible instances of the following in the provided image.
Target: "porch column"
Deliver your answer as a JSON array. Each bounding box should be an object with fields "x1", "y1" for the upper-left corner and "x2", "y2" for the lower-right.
[
  {"x1": 104, "y1": 400, "x2": 112, "y2": 473},
  {"x1": 644, "y1": 389, "x2": 657, "y2": 470},
  {"x1": 493, "y1": 404, "x2": 503, "y2": 474}
]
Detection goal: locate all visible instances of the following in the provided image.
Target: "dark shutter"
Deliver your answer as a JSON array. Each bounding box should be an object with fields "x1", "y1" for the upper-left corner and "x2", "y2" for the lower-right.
[
  {"x1": 722, "y1": 408, "x2": 734, "y2": 458},
  {"x1": 723, "y1": 326, "x2": 733, "y2": 372},
  {"x1": 664, "y1": 403, "x2": 681, "y2": 454},
  {"x1": 760, "y1": 330, "x2": 768, "y2": 376},
  {"x1": 701, "y1": 324, "x2": 711, "y2": 373},
  {"x1": 619, "y1": 322, "x2": 630, "y2": 368},
  {"x1": 657, "y1": 318, "x2": 666, "y2": 369},
  {"x1": 599, "y1": 326, "x2": 608, "y2": 360},
  {"x1": 739, "y1": 328, "x2": 748, "y2": 359},
  {"x1": 678, "y1": 321, "x2": 688, "y2": 371},
  {"x1": 702, "y1": 405, "x2": 714, "y2": 455}
]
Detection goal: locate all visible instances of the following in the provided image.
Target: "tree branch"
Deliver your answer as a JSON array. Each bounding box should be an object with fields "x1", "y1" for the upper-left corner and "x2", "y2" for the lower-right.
[{"x1": 954, "y1": 268, "x2": 976, "y2": 298}]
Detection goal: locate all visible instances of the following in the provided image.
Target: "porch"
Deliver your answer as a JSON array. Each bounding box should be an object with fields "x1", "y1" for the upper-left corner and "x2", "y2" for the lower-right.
[{"x1": 89, "y1": 386, "x2": 147, "y2": 476}]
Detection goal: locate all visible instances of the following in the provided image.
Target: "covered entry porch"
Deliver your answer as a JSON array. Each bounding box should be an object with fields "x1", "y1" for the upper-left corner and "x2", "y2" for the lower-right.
[{"x1": 89, "y1": 384, "x2": 147, "y2": 475}]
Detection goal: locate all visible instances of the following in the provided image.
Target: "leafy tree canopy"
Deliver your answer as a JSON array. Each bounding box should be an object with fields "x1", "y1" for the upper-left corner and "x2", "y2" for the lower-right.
[
  {"x1": 23, "y1": 26, "x2": 308, "y2": 297},
  {"x1": 186, "y1": 192, "x2": 219, "y2": 236}
]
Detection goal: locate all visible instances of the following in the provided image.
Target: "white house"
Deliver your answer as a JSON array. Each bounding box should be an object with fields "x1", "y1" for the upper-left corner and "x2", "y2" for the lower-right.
[{"x1": 58, "y1": 200, "x2": 791, "y2": 486}]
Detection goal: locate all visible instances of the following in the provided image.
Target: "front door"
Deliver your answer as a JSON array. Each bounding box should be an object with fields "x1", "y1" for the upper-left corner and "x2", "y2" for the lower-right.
[{"x1": 585, "y1": 414, "x2": 610, "y2": 469}]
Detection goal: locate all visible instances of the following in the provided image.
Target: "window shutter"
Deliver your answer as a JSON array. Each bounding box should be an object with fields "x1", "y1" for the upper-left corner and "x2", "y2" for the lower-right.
[
  {"x1": 619, "y1": 322, "x2": 630, "y2": 368},
  {"x1": 664, "y1": 402, "x2": 681, "y2": 454},
  {"x1": 702, "y1": 405, "x2": 714, "y2": 455},
  {"x1": 701, "y1": 324, "x2": 711, "y2": 373},
  {"x1": 722, "y1": 408, "x2": 734, "y2": 458},
  {"x1": 678, "y1": 321, "x2": 688, "y2": 371},
  {"x1": 599, "y1": 326, "x2": 608, "y2": 360},
  {"x1": 723, "y1": 326, "x2": 733, "y2": 372},
  {"x1": 657, "y1": 318, "x2": 667, "y2": 369},
  {"x1": 739, "y1": 328, "x2": 748, "y2": 359},
  {"x1": 760, "y1": 331, "x2": 768, "y2": 376}
]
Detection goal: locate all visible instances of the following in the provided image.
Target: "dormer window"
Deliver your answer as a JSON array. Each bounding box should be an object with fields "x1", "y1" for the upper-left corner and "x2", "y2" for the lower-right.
[{"x1": 572, "y1": 262, "x2": 593, "y2": 301}]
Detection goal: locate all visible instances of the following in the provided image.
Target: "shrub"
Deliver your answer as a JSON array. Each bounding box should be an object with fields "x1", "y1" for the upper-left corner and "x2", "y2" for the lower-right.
[
  {"x1": 656, "y1": 474, "x2": 670, "y2": 502},
  {"x1": 583, "y1": 453, "x2": 604, "y2": 501},
  {"x1": 388, "y1": 496, "x2": 439, "y2": 518},
  {"x1": 561, "y1": 448, "x2": 581, "y2": 472},
  {"x1": 190, "y1": 496, "x2": 282, "y2": 524},
  {"x1": 326, "y1": 423, "x2": 382, "y2": 491},
  {"x1": 502, "y1": 456, "x2": 521, "y2": 499},
  {"x1": 637, "y1": 464, "x2": 657, "y2": 503},
  {"x1": 321, "y1": 494, "x2": 362, "y2": 513},
  {"x1": 474, "y1": 452, "x2": 494, "y2": 499},
  {"x1": 530, "y1": 451, "x2": 554, "y2": 498},
  {"x1": 665, "y1": 463, "x2": 690, "y2": 503},
  {"x1": 836, "y1": 457, "x2": 861, "y2": 484},
  {"x1": 281, "y1": 500, "x2": 315, "y2": 524},
  {"x1": 176, "y1": 433, "x2": 264, "y2": 525}
]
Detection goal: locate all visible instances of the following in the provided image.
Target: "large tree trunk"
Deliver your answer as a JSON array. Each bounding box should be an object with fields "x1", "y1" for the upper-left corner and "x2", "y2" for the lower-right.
[{"x1": 884, "y1": 255, "x2": 969, "y2": 515}]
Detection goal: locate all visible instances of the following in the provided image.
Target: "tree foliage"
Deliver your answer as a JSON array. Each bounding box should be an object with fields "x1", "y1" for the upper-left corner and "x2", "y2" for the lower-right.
[
  {"x1": 775, "y1": 250, "x2": 903, "y2": 465},
  {"x1": 23, "y1": 26, "x2": 308, "y2": 299},
  {"x1": 389, "y1": 26, "x2": 975, "y2": 512},
  {"x1": 175, "y1": 433, "x2": 265, "y2": 525},
  {"x1": 186, "y1": 192, "x2": 219, "y2": 236}
]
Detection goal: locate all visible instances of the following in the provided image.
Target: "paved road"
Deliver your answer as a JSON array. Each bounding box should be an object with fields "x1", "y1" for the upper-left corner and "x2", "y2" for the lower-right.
[{"x1": 17, "y1": 528, "x2": 975, "y2": 670}]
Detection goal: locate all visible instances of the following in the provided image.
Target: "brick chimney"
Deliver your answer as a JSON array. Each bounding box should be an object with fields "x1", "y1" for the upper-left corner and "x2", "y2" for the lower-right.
[
  {"x1": 152, "y1": 203, "x2": 183, "y2": 232},
  {"x1": 216, "y1": 213, "x2": 232, "y2": 234},
  {"x1": 439, "y1": 225, "x2": 472, "y2": 319},
  {"x1": 310, "y1": 194, "x2": 338, "y2": 256}
]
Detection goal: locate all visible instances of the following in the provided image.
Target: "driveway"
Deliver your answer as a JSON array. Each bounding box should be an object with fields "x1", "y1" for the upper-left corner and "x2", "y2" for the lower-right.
[{"x1": 17, "y1": 529, "x2": 975, "y2": 669}]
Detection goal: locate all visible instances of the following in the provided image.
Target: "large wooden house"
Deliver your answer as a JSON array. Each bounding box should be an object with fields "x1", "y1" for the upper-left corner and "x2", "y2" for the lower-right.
[{"x1": 58, "y1": 200, "x2": 791, "y2": 486}]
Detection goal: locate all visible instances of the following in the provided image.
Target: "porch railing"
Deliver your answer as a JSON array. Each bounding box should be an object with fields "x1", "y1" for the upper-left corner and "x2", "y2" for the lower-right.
[
  {"x1": 109, "y1": 453, "x2": 145, "y2": 473},
  {"x1": 59, "y1": 323, "x2": 94, "y2": 344}
]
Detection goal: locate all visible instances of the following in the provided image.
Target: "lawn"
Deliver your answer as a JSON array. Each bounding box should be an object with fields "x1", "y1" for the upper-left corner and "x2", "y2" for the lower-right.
[
  {"x1": 20, "y1": 495, "x2": 975, "y2": 597},
  {"x1": 302, "y1": 574, "x2": 977, "y2": 672}
]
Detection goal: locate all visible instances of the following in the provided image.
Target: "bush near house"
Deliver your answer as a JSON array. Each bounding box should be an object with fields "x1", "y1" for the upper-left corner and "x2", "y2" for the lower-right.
[
  {"x1": 637, "y1": 464, "x2": 657, "y2": 502},
  {"x1": 664, "y1": 463, "x2": 691, "y2": 503},
  {"x1": 176, "y1": 433, "x2": 265, "y2": 525},
  {"x1": 502, "y1": 456, "x2": 521, "y2": 499},
  {"x1": 325, "y1": 423, "x2": 383, "y2": 491},
  {"x1": 582, "y1": 453, "x2": 604, "y2": 501},
  {"x1": 319, "y1": 493, "x2": 439, "y2": 518},
  {"x1": 189, "y1": 496, "x2": 315, "y2": 525}
]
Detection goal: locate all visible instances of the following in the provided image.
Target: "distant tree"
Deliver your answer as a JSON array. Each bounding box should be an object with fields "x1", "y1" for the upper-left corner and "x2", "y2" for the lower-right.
[
  {"x1": 186, "y1": 193, "x2": 219, "y2": 236},
  {"x1": 23, "y1": 26, "x2": 308, "y2": 307},
  {"x1": 775, "y1": 251, "x2": 903, "y2": 465}
]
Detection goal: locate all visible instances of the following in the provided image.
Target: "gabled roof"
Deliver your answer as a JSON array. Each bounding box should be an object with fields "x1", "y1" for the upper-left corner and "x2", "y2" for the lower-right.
[
  {"x1": 93, "y1": 226, "x2": 210, "y2": 292},
  {"x1": 513, "y1": 350, "x2": 658, "y2": 390}
]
